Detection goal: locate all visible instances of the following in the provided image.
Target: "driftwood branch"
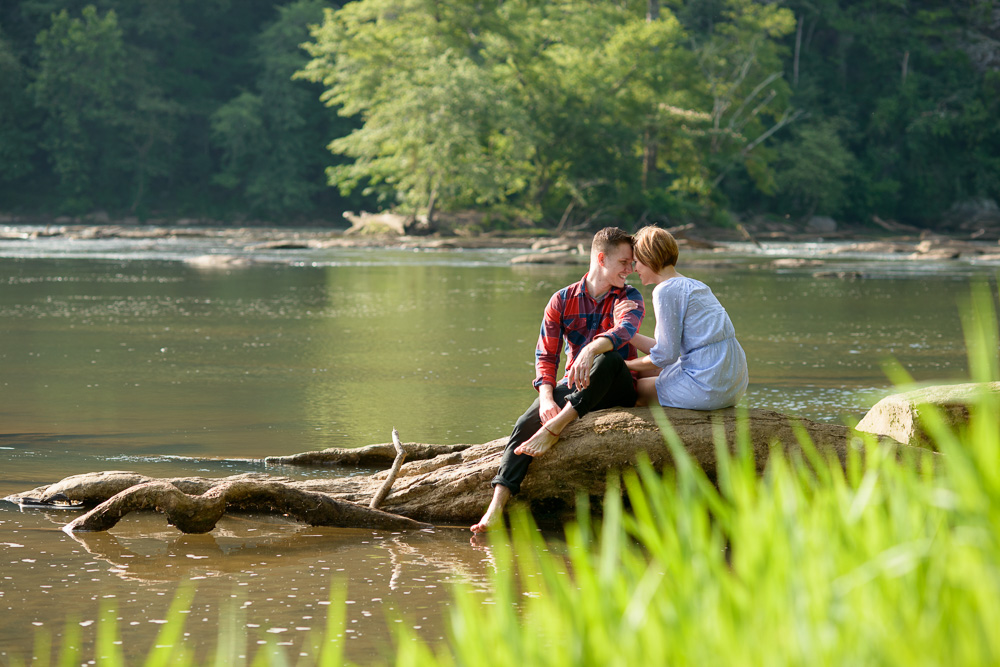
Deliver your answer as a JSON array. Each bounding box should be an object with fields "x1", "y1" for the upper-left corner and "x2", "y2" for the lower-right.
[
  {"x1": 370, "y1": 428, "x2": 407, "y2": 510},
  {"x1": 62, "y1": 478, "x2": 431, "y2": 534}
]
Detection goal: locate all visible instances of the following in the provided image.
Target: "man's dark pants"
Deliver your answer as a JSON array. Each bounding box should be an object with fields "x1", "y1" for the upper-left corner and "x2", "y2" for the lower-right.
[{"x1": 491, "y1": 351, "x2": 637, "y2": 495}]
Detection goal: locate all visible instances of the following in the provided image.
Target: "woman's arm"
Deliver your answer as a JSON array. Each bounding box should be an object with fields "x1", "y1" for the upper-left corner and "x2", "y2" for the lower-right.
[
  {"x1": 626, "y1": 355, "x2": 660, "y2": 375},
  {"x1": 631, "y1": 332, "x2": 655, "y2": 355}
]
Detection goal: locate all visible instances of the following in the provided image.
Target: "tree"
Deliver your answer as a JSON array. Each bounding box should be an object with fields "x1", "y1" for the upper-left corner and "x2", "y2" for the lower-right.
[
  {"x1": 31, "y1": 6, "x2": 128, "y2": 211},
  {"x1": 772, "y1": 118, "x2": 855, "y2": 217},
  {"x1": 212, "y1": 0, "x2": 365, "y2": 219},
  {"x1": 0, "y1": 29, "x2": 37, "y2": 191},
  {"x1": 298, "y1": 0, "x2": 533, "y2": 221}
]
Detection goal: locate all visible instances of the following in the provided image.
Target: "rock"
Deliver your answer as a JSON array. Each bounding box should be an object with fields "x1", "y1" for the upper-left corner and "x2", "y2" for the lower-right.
[
  {"x1": 856, "y1": 382, "x2": 1000, "y2": 448},
  {"x1": 251, "y1": 240, "x2": 311, "y2": 250},
  {"x1": 771, "y1": 258, "x2": 824, "y2": 269},
  {"x1": 824, "y1": 241, "x2": 913, "y2": 255},
  {"x1": 510, "y1": 252, "x2": 587, "y2": 265},
  {"x1": 343, "y1": 211, "x2": 409, "y2": 236},
  {"x1": 806, "y1": 216, "x2": 838, "y2": 234},
  {"x1": 944, "y1": 197, "x2": 1000, "y2": 230},
  {"x1": 914, "y1": 238, "x2": 986, "y2": 257},
  {"x1": 812, "y1": 270, "x2": 866, "y2": 280},
  {"x1": 909, "y1": 248, "x2": 962, "y2": 260},
  {"x1": 7, "y1": 407, "x2": 910, "y2": 528},
  {"x1": 183, "y1": 254, "x2": 252, "y2": 269}
]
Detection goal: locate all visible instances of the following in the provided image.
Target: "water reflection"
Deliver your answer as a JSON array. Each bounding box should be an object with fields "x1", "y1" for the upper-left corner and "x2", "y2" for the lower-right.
[{"x1": 0, "y1": 506, "x2": 496, "y2": 663}]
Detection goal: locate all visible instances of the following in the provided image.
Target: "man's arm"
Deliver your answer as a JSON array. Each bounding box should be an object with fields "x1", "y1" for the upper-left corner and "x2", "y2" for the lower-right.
[
  {"x1": 598, "y1": 287, "x2": 644, "y2": 349},
  {"x1": 533, "y1": 292, "x2": 564, "y2": 390},
  {"x1": 534, "y1": 291, "x2": 566, "y2": 422}
]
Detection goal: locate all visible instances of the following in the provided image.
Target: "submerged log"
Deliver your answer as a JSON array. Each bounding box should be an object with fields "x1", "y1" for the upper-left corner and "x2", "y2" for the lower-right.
[{"x1": 7, "y1": 406, "x2": 908, "y2": 530}]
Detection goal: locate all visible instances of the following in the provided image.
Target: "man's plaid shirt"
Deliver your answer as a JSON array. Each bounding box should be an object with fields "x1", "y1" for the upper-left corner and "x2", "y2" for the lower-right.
[{"x1": 533, "y1": 273, "x2": 645, "y2": 389}]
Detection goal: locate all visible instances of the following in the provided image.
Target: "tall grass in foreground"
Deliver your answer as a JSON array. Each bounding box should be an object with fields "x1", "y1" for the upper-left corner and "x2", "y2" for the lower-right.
[{"x1": 22, "y1": 285, "x2": 1000, "y2": 665}]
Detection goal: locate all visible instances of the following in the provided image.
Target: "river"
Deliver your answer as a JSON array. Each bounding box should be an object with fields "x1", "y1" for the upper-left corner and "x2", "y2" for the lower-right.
[{"x1": 0, "y1": 228, "x2": 990, "y2": 663}]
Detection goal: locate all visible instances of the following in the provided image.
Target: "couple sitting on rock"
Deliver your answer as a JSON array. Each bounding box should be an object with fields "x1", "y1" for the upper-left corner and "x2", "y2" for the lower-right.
[{"x1": 471, "y1": 226, "x2": 749, "y2": 533}]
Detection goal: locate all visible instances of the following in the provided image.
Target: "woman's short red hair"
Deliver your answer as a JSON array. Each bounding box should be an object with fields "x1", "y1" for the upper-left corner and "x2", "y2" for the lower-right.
[{"x1": 633, "y1": 225, "x2": 678, "y2": 272}]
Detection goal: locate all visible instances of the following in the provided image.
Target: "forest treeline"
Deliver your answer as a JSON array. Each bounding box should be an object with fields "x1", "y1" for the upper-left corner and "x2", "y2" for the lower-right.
[{"x1": 0, "y1": 0, "x2": 997, "y2": 230}]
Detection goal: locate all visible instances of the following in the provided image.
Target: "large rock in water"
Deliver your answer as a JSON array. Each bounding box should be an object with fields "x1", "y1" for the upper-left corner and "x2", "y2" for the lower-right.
[
  {"x1": 7, "y1": 407, "x2": 905, "y2": 529},
  {"x1": 855, "y1": 382, "x2": 1000, "y2": 448}
]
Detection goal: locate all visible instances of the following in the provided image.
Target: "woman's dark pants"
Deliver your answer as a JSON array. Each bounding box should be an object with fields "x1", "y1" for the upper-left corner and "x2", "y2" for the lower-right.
[{"x1": 491, "y1": 351, "x2": 637, "y2": 495}]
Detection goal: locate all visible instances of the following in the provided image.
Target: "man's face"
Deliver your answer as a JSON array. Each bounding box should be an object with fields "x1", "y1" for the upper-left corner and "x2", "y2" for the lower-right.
[{"x1": 602, "y1": 243, "x2": 635, "y2": 287}]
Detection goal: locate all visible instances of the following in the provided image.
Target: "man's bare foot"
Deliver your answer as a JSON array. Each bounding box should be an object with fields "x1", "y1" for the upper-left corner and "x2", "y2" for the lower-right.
[
  {"x1": 470, "y1": 515, "x2": 497, "y2": 534},
  {"x1": 471, "y1": 485, "x2": 511, "y2": 533},
  {"x1": 514, "y1": 425, "x2": 558, "y2": 457}
]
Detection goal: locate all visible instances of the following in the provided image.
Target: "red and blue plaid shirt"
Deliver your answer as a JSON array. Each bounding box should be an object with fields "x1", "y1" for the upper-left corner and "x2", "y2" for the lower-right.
[{"x1": 533, "y1": 273, "x2": 645, "y2": 389}]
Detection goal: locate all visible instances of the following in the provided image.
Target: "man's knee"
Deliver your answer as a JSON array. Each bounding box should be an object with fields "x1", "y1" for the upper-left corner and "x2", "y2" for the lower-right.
[{"x1": 589, "y1": 351, "x2": 626, "y2": 383}]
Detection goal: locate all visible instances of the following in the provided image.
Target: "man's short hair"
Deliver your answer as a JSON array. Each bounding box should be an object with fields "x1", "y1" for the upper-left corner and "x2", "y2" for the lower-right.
[
  {"x1": 591, "y1": 227, "x2": 634, "y2": 258},
  {"x1": 633, "y1": 225, "x2": 679, "y2": 272}
]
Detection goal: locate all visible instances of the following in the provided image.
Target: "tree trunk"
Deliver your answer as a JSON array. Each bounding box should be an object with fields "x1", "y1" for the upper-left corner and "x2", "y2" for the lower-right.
[
  {"x1": 642, "y1": 129, "x2": 657, "y2": 191},
  {"x1": 793, "y1": 14, "x2": 804, "y2": 87}
]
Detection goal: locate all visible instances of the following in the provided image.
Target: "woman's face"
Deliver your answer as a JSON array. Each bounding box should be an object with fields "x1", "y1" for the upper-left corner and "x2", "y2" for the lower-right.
[{"x1": 635, "y1": 259, "x2": 657, "y2": 285}]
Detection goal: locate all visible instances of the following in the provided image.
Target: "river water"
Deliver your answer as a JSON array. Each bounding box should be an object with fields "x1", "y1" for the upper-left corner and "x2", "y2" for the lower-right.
[{"x1": 0, "y1": 228, "x2": 992, "y2": 663}]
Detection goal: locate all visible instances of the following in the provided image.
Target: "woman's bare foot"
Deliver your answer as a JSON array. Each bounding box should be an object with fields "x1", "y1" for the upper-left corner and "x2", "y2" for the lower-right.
[
  {"x1": 514, "y1": 425, "x2": 559, "y2": 457},
  {"x1": 471, "y1": 485, "x2": 511, "y2": 533}
]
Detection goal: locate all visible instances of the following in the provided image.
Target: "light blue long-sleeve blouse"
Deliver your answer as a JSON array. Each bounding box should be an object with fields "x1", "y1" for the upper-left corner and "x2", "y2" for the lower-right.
[{"x1": 649, "y1": 276, "x2": 748, "y2": 410}]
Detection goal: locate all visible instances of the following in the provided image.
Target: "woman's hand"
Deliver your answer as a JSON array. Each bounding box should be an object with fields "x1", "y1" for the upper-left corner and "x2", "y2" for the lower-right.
[{"x1": 613, "y1": 299, "x2": 638, "y2": 326}]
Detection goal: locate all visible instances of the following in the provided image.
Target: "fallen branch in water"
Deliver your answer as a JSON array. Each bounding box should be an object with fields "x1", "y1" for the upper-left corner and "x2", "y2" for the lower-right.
[
  {"x1": 264, "y1": 441, "x2": 469, "y2": 467},
  {"x1": 62, "y1": 478, "x2": 431, "y2": 534},
  {"x1": 370, "y1": 428, "x2": 407, "y2": 510}
]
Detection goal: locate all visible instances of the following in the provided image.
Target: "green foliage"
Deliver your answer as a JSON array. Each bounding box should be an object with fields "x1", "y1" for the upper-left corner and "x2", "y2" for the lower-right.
[
  {"x1": 211, "y1": 0, "x2": 364, "y2": 219},
  {"x1": 299, "y1": 0, "x2": 796, "y2": 226},
  {"x1": 767, "y1": 0, "x2": 1000, "y2": 225},
  {"x1": 773, "y1": 118, "x2": 856, "y2": 216},
  {"x1": 1, "y1": 0, "x2": 999, "y2": 225},
  {"x1": 0, "y1": 29, "x2": 38, "y2": 187},
  {"x1": 31, "y1": 6, "x2": 128, "y2": 212},
  {"x1": 298, "y1": 0, "x2": 535, "y2": 217}
]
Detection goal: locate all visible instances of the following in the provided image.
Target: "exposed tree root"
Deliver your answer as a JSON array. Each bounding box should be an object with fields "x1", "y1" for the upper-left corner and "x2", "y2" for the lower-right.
[{"x1": 62, "y1": 478, "x2": 431, "y2": 534}]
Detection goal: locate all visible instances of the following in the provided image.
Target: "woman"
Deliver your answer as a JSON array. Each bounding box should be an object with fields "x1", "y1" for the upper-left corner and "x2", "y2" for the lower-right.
[{"x1": 617, "y1": 225, "x2": 748, "y2": 410}]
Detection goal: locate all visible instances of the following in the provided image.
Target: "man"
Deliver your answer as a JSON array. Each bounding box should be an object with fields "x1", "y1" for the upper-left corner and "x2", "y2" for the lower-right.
[{"x1": 471, "y1": 227, "x2": 645, "y2": 533}]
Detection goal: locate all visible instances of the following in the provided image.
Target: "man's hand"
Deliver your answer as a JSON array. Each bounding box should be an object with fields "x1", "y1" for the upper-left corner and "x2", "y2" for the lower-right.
[
  {"x1": 537, "y1": 384, "x2": 560, "y2": 422},
  {"x1": 568, "y1": 344, "x2": 596, "y2": 390}
]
